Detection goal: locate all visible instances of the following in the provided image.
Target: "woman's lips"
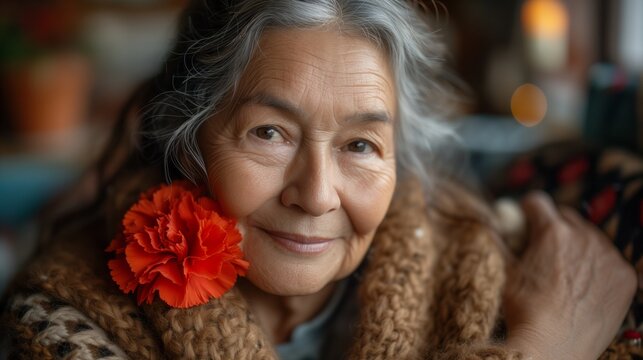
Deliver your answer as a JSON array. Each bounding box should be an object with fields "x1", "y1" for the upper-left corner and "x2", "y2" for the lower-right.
[{"x1": 260, "y1": 228, "x2": 334, "y2": 254}]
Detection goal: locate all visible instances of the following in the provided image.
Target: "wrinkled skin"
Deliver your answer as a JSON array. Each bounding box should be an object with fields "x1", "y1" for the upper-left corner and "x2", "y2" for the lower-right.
[{"x1": 198, "y1": 28, "x2": 397, "y2": 342}]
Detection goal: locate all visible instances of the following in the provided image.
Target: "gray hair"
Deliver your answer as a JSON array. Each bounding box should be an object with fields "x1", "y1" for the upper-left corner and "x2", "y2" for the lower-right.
[{"x1": 140, "y1": 0, "x2": 461, "y2": 186}]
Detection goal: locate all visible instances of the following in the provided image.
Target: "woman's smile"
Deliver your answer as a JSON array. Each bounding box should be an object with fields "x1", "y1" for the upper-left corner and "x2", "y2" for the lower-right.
[{"x1": 258, "y1": 227, "x2": 336, "y2": 255}]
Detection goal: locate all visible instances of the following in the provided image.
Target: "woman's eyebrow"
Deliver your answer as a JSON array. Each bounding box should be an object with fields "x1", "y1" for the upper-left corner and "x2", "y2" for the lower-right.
[
  {"x1": 344, "y1": 110, "x2": 392, "y2": 124},
  {"x1": 240, "y1": 92, "x2": 306, "y2": 119},
  {"x1": 239, "y1": 92, "x2": 392, "y2": 124}
]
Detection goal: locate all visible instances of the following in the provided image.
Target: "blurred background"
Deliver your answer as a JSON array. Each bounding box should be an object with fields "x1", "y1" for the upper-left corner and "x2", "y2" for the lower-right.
[{"x1": 0, "y1": 0, "x2": 641, "y2": 294}]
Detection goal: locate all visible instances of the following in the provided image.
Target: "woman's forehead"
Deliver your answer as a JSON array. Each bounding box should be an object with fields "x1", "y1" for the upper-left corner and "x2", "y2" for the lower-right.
[{"x1": 235, "y1": 28, "x2": 397, "y2": 118}]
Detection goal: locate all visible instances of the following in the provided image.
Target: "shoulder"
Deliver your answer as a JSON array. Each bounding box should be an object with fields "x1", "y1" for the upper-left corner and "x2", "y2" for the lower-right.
[
  {"x1": 424, "y1": 178, "x2": 509, "y2": 346},
  {"x1": 387, "y1": 176, "x2": 506, "y2": 271},
  {"x1": 428, "y1": 178, "x2": 508, "y2": 301}
]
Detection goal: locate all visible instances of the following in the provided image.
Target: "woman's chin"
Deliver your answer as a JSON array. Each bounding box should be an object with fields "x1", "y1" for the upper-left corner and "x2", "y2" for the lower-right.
[
  {"x1": 238, "y1": 226, "x2": 349, "y2": 296},
  {"x1": 244, "y1": 258, "x2": 339, "y2": 296},
  {"x1": 251, "y1": 279, "x2": 326, "y2": 297}
]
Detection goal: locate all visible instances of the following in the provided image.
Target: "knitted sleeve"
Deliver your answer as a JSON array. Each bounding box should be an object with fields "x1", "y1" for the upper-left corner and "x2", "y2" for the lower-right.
[
  {"x1": 429, "y1": 345, "x2": 523, "y2": 360},
  {"x1": 3, "y1": 291, "x2": 130, "y2": 360}
]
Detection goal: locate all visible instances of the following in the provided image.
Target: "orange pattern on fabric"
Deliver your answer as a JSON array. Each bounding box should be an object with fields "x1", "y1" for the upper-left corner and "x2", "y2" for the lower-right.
[{"x1": 106, "y1": 180, "x2": 249, "y2": 308}]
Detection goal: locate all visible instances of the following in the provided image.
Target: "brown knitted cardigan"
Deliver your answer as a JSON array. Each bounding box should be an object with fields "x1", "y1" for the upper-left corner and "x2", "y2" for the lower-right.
[{"x1": 2, "y1": 173, "x2": 524, "y2": 360}]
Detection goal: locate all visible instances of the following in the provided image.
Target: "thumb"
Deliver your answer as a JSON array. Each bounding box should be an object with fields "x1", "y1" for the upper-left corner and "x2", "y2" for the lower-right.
[{"x1": 521, "y1": 191, "x2": 557, "y2": 238}]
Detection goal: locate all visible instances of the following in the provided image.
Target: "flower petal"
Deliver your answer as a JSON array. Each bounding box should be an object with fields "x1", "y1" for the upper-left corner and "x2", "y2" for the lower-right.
[
  {"x1": 181, "y1": 270, "x2": 235, "y2": 307},
  {"x1": 146, "y1": 223, "x2": 164, "y2": 252},
  {"x1": 149, "y1": 260, "x2": 184, "y2": 286},
  {"x1": 154, "y1": 276, "x2": 187, "y2": 307},
  {"x1": 223, "y1": 227, "x2": 243, "y2": 247},
  {"x1": 210, "y1": 262, "x2": 239, "y2": 296},
  {"x1": 106, "y1": 234, "x2": 126, "y2": 254},
  {"x1": 108, "y1": 257, "x2": 138, "y2": 293},
  {"x1": 125, "y1": 242, "x2": 171, "y2": 276},
  {"x1": 165, "y1": 212, "x2": 188, "y2": 258},
  {"x1": 123, "y1": 201, "x2": 156, "y2": 234},
  {"x1": 137, "y1": 282, "x2": 158, "y2": 305},
  {"x1": 184, "y1": 255, "x2": 223, "y2": 280},
  {"x1": 231, "y1": 257, "x2": 250, "y2": 276},
  {"x1": 181, "y1": 195, "x2": 207, "y2": 243},
  {"x1": 193, "y1": 219, "x2": 226, "y2": 257},
  {"x1": 197, "y1": 196, "x2": 221, "y2": 213}
]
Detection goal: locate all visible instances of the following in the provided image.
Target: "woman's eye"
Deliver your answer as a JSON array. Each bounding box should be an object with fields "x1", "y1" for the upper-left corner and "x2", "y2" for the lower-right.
[
  {"x1": 346, "y1": 140, "x2": 375, "y2": 154},
  {"x1": 252, "y1": 126, "x2": 283, "y2": 141}
]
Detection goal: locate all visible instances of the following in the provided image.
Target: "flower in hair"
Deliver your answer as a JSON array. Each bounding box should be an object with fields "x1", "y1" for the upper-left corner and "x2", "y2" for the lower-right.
[{"x1": 106, "y1": 180, "x2": 249, "y2": 308}]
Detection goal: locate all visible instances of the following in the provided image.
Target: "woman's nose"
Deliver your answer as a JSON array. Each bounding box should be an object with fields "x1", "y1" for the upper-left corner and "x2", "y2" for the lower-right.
[{"x1": 280, "y1": 148, "x2": 341, "y2": 217}]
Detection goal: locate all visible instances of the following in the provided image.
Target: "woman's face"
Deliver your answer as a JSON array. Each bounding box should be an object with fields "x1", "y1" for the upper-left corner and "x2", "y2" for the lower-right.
[{"x1": 198, "y1": 28, "x2": 397, "y2": 295}]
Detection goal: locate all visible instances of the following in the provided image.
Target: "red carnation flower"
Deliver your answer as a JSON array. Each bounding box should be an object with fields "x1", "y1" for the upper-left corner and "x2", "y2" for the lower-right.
[{"x1": 106, "y1": 180, "x2": 249, "y2": 308}]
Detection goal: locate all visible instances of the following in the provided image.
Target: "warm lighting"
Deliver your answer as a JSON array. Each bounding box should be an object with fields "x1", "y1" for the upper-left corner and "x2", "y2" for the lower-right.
[
  {"x1": 511, "y1": 84, "x2": 548, "y2": 127},
  {"x1": 521, "y1": 0, "x2": 569, "y2": 72},
  {"x1": 522, "y1": 0, "x2": 568, "y2": 38}
]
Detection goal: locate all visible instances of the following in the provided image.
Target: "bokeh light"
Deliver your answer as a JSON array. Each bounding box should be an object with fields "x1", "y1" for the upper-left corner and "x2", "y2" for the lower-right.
[
  {"x1": 522, "y1": 0, "x2": 568, "y2": 38},
  {"x1": 511, "y1": 83, "x2": 548, "y2": 127},
  {"x1": 521, "y1": 0, "x2": 569, "y2": 71}
]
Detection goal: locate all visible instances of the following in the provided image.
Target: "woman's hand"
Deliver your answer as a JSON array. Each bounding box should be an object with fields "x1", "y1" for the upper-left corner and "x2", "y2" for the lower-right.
[{"x1": 503, "y1": 192, "x2": 637, "y2": 360}]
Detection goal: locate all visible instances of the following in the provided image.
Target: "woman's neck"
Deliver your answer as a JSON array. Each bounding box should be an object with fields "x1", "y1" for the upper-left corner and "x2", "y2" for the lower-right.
[{"x1": 237, "y1": 279, "x2": 337, "y2": 344}]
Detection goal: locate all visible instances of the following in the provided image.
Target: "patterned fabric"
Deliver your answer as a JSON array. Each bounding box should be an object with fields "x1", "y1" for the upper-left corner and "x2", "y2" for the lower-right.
[
  {"x1": 500, "y1": 146, "x2": 642, "y2": 257},
  {"x1": 495, "y1": 142, "x2": 643, "y2": 357},
  {"x1": 6, "y1": 293, "x2": 128, "y2": 359},
  {"x1": 601, "y1": 340, "x2": 643, "y2": 360}
]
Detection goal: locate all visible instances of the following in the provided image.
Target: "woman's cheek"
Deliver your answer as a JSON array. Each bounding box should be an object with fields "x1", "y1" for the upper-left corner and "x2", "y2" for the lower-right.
[
  {"x1": 202, "y1": 123, "x2": 293, "y2": 211},
  {"x1": 341, "y1": 160, "x2": 396, "y2": 235},
  {"x1": 240, "y1": 137, "x2": 294, "y2": 168},
  {"x1": 208, "y1": 156, "x2": 284, "y2": 218}
]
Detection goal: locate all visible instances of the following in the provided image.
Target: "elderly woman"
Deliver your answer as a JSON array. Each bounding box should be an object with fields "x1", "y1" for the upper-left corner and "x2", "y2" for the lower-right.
[{"x1": 2, "y1": 0, "x2": 637, "y2": 359}]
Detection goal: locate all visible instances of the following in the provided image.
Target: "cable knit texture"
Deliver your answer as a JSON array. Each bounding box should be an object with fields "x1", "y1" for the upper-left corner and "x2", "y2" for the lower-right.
[
  {"x1": 7, "y1": 293, "x2": 128, "y2": 359},
  {"x1": 2, "y1": 175, "x2": 524, "y2": 359}
]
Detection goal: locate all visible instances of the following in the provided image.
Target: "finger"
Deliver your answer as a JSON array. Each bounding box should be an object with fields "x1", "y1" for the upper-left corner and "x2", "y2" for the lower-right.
[{"x1": 521, "y1": 191, "x2": 558, "y2": 233}]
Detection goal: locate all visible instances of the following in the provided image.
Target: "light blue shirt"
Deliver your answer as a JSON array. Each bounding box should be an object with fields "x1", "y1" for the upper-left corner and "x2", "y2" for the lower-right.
[{"x1": 275, "y1": 280, "x2": 349, "y2": 360}]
